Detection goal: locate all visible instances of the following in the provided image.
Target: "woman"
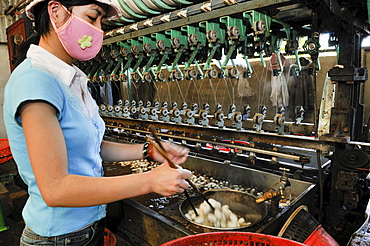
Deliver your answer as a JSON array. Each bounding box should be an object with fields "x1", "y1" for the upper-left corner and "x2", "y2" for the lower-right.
[{"x1": 3, "y1": 0, "x2": 192, "y2": 245}]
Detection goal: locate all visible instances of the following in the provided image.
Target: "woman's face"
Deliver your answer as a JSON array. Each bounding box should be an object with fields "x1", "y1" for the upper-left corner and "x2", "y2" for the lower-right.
[{"x1": 61, "y1": 3, "x2": 107, "y2": 30}]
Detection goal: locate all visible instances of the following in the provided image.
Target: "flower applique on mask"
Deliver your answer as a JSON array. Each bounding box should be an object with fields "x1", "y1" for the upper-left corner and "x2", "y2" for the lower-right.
[{"x1": 78, "y1": 35, "x2": 93, "y2": 49}]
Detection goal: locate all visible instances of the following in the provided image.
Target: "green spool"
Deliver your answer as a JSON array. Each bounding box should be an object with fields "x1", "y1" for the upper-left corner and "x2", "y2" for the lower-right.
[
  {"x1": 117, "y1": 0, "x2": 147, "y2": 19},
  {"x1": 151, "y1": 0, "x2": 175, "y2": 10},
  {"x1": 132, "y1": 0, "x2": 161, "y2": 15},
  {"x1": 171, "y1": 0, "x2": 192, "y2": 4}
]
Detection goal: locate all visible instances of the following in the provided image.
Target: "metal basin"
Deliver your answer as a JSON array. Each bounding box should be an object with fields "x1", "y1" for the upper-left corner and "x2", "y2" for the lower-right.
[{"x1": 179, "y1": 189, "x2": 268, "y2": 230}]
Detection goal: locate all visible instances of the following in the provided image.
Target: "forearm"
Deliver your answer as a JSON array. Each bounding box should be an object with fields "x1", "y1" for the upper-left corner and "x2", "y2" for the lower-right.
[
  {"x1": 45, "y1": 172, "x2": 152, "y2": 207},
  {"x1": 100, "y1": 140, "x2": 144, "y2": 162},
  {"x1": 43, "y1": 161, "x2": 192, "y2": 207}
]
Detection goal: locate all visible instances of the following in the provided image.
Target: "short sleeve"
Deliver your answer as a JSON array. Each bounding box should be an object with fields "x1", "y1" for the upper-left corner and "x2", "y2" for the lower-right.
[{"x1": 4, "y1": 67, "x2": 65, "y2": 124}]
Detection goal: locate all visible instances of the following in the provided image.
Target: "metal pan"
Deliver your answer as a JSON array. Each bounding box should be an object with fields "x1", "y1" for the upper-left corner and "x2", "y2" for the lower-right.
[{"x1": 179, "y1": 189, "x2": 268, "y2": 230}]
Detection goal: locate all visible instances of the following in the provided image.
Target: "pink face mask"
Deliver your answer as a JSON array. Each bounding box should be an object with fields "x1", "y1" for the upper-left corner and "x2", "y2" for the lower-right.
[{"x1": 51, "y1": 6, "x2": 104, "y2": 61}]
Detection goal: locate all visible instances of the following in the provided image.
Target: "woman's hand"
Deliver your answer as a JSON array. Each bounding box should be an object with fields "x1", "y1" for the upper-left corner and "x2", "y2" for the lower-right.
[
  {"x1": 147, "y1": 162, "x2": 192, "y2": 196},
  {"x1": 149, "y1": 141, "x2": 189, "y2": 164}
]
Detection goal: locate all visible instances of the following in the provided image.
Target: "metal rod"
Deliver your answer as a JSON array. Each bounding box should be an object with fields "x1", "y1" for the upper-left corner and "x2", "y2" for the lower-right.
[
  {"x1": 102, "y1": 117, "x2": 333, "y2": 152},
  {"x1": 124, "y1": 125, "x2": 311, "y2": 161}
]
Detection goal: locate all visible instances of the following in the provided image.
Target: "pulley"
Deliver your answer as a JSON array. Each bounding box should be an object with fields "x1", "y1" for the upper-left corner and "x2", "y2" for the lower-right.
[
  {"x1": 150, "y1": 107, "x2": 157, "y2": 115},
  {"x1": 206, "y1": 30, "x2": 218, "y2": 42},
  {"x1": 110, "y1": 49, "x2": 120, "y2": 59},
  {"x1": 101, "y1": 75, "x2": 109, "y2": 83},
  {"x1": 227, "y1": 26, "x2": 240, "y2": 39},
  {"x1": 199, "y1": 110, "x2": 208, "y2": 119},
  {"x1": 131, "y1": 72, "x2": 142, "y2": 82},
  {"x1": 171, "y1": 70, "x2": 183, "y2": 80},
  {"x1": 114, "y1": 105, "x2": 121, "y2": 113},
  {"x1": 226, "y1": 66, "x2": 238, "y2": 78},
  {"x1": 171, "y1": 108, "x2": 180, "y2": 117},
  {"x1": 337, "y1": 149, "x2": 369, "y2": 172},
  {"x1": 131, "y1": 45, "x2": 141, "y2": 54},
  {"x1": 188, "y1": 33, "x2": 198, "y2": 45},
  {"x1": 107, "y1": 105, "x2": 114, "y2": 112},
  {"x1": 99, "y1": 104, "x2": 106, "y2": 111},
  {"x1": 156, "y1": 40, "x2": 167, "y2": 51},
  {"x1": 156, "y1": 70, "x2": 167, "y2": 81},
  {"x1": 139, "y1": 106, "x2": 147, "y2": 115},
  {"x1": 143, "y1": 72, "x2": 154, "y2": 82},
  {"x1": 215, "y1": 111, "x2": 224, "y2": 121},
  {"x1": 161, "y1": 108, "x2": 170, "y2": 117},
  {"x1": 171, "y1": 37, "x2": 182, "y2": 49},
  {"x1": 185, "y1": 109, "x2": 194, "y2": 118},
  {"x1": 233, "y1": 112, "x2": 242, "y2": 123},
  {"x1": 252, "y1": 20, "x2": 266, "y2": 35},
  {"x1": 120, "y1": 47, "x2": 130, "y2": 56},
  {"x1": 143, "y1": 43, "x2": 153, "y2": 53},
  {"x1": 119, "y1": 74, "x2": 128, "y2": 82},
  {"x1": 206, "y1": 68, "x2": 218, "y2": 79},
  {"x1": 122, "y1": 107, "x2": 129, "y2": 115},
  {"x1": 185, "y1": 68, "x2": 198, "y2": 80}
]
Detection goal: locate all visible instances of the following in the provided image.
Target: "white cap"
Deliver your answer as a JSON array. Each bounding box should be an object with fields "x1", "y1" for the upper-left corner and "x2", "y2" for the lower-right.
[{"x1": 26, "y1": 0, "x2": 122, "y2": 20}]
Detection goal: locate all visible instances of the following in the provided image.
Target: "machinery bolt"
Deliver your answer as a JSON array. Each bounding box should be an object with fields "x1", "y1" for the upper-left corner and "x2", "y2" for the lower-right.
[{"x1": 343, "y1": 126, "x2": 349, "y2": 132}]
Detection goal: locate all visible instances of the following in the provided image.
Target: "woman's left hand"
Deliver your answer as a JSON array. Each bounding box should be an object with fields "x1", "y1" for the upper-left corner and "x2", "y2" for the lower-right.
[{"x1": 149, "y1": 141, "x2": 189, "y2": 164}]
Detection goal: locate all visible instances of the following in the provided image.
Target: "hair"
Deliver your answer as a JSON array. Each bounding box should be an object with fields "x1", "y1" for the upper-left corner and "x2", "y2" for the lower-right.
[{"x1": 14, "y1": 0, "x2": 103, "y2": 67}]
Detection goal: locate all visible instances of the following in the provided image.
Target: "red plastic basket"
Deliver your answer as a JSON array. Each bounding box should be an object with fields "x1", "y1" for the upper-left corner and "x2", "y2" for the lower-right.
[
  {"x1": 0, "y1": 139, "x2": 12, "y2": 164},
  {"x1": 161, "y1": 232, "x2": 306, "y2": 246},
  {"x1": 104, "y1": 228, "x2": 117, "y2": 246}
]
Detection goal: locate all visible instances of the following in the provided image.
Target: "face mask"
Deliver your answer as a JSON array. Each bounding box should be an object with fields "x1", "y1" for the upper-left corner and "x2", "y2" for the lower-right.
[{"x1": 50, "y1": 6, "x2": 104, "y2": 61}]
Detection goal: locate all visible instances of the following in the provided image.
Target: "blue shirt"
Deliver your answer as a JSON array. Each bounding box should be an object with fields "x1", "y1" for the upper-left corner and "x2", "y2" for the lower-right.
[{"x1": 3, "y1": 45, "x2": 106, "y2": 237}]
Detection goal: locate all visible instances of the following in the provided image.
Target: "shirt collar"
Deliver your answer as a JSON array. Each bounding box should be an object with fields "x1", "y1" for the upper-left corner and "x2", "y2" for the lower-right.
[{"x1": 27, "y1": 44, "x2": 83, "y2": 87}]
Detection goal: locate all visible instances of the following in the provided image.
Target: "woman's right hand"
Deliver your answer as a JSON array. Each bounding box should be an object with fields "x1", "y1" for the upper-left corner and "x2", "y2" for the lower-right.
[{"x1": 147, "y1": 162, "x2": 192, "y2": 196}]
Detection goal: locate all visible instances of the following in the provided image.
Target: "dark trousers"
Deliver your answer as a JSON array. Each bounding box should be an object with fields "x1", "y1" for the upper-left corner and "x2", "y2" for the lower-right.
[{"x1": 20, "y1": 218, "x2": 106, "y2": 246}]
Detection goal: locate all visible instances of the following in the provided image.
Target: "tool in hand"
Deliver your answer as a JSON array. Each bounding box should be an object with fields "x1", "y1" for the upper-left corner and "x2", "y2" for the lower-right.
[{"x1": 149, "y1": 127, "x2": 215, "y2": 213}]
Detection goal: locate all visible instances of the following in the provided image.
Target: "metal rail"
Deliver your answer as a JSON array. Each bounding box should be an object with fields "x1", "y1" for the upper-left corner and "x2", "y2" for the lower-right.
[
  {"x1": 103, "y1": 116, "x2": 336, "y2": 152},
  {"x1": 119, "y1": 125, "x2": 311, "y2": 161}
]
